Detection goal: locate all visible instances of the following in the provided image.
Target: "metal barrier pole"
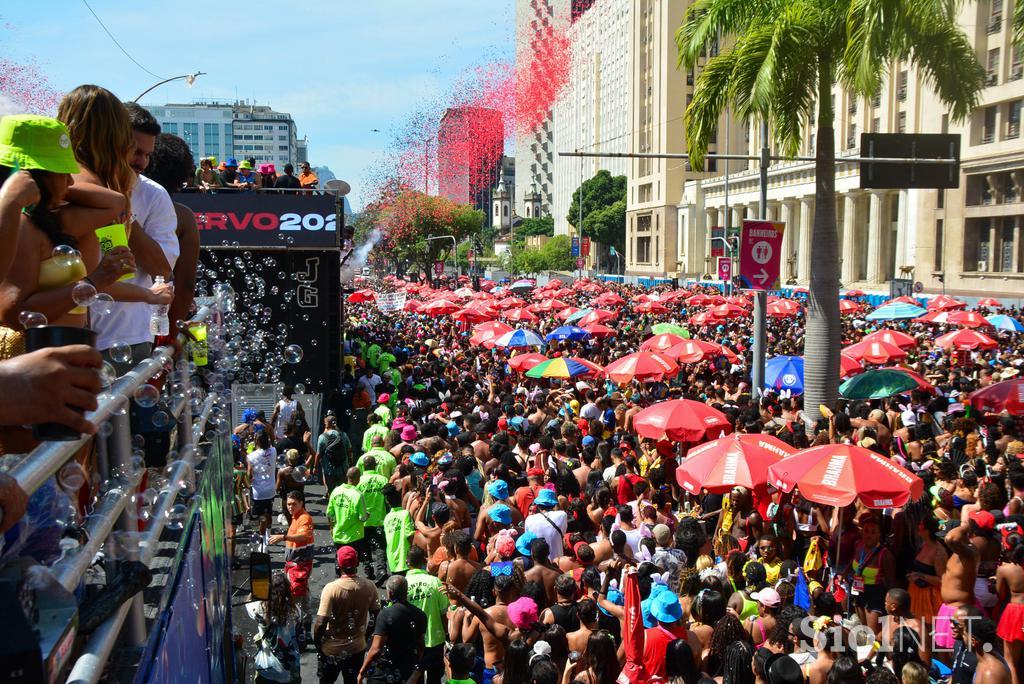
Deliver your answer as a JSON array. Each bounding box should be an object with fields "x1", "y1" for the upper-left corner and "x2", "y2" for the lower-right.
[{"x1": 177, "y1": 369, "x2": 193, "y2": 450}]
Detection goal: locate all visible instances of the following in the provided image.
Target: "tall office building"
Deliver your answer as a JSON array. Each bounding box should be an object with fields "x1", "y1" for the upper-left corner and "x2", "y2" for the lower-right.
[
  {"x1": 514, "y1": 0, "x2": 571, "y2": 217},
  {"x1": 146, "y1": 100, "x2": 302, "y2": 170},
  {"x1": 624, "y1": 0, "x2": 742, "y2": 278},
  {"x1": 677, "y1": 1, "x2": 1024, "y2": 297},
  {"x1": 551, "y1": 0, "x2": 632, "y2": 236}
]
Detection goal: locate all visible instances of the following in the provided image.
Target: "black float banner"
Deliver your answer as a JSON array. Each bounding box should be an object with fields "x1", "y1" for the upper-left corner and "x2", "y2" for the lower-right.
[
  {"x1": 197, "y1": 248, "x2": 341, "y2": 393},
  {"x1": 176, "y1": 192, "x2": 339, "y2": 249}
]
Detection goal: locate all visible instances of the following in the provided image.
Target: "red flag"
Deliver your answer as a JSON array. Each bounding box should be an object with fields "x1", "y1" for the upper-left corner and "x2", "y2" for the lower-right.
[{"x1": 616, "y1": 570, "x2": 648, "y2": 684}]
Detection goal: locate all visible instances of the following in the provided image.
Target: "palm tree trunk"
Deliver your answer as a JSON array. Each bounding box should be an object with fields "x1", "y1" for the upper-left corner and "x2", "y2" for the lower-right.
[{"x1": 804, "y1": 53, "x2": 842, "y2": 423}]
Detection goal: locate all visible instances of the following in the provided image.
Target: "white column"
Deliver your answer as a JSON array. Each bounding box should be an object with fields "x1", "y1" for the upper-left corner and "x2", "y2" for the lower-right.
[
  {"x1": 895, "y1": 189, "x2": 909, "y2": 274},
  {"x1": 866, "y1": 191, "x2": 887, "y2": 283},
  {"x1": 780, "y1": 201, "x2": 796, "y2": 283},
  {"x1": 798, "y1": 197, "x2": 814, "y2": 283},
  {"x1": 731, "y1": 207, "x2": 744, "y2": 230},
  {"x1": 841, "y1": 192, "x2": 860, "y2": 284}
]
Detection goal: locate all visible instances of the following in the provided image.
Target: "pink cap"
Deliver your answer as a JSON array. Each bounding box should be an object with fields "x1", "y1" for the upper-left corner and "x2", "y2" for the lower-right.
[{"x1": 507, "y1": 597, "x2": 539, "y2": 630}]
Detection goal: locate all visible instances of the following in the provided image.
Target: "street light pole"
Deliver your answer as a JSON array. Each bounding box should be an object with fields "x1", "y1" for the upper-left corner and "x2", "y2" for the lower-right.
[{"x1": 132, "y1": 72, "x2": 206, "y2": 103}]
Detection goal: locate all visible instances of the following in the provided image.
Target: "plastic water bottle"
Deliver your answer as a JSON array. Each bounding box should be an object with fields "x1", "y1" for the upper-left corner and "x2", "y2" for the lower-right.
[{"x1": 149, "y1": 276, "x2": 169, "y2": 336}]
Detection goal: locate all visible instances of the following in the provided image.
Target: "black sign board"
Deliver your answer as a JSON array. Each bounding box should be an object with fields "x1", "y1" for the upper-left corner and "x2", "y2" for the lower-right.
[
  {"x1": 890, "y1": 277, "x2": 913, "y2": 299},
  {"x1": 860, "y1": 133, "x2": 960, "y2": 189},
  {"x1": 176, "y1": 192, "x2": 339, "y2": 249},
  {"x1": 197, "y1": 249, "x2": 341, "y2": 393}
]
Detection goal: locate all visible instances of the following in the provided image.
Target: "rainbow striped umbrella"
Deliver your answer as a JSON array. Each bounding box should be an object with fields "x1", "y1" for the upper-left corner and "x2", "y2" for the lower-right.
[{"x1": 525, "y1": 356, "x2": 604, "y2": 379}]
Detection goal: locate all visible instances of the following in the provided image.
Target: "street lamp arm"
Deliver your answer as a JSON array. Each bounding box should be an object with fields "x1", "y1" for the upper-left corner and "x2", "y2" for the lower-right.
[{"x1": 133, "y1": 72, "x2": 206, "y2": 103}]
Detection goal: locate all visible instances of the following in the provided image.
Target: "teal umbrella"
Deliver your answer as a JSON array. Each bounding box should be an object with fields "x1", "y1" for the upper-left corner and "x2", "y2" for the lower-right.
[{"x1": 839, "y1": 369, "x2": 918, "y2": 400}]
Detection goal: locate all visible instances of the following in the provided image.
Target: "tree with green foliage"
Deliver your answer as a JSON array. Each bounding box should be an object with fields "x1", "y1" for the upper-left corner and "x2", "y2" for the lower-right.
[
  {"x1": 541, "y1": 235, "x2": 576, "y2": 272},
  {"x1": 513, "y1": 215, "x2": 555, "y2": 249},
  {"x1": 677, "y1": 0, "x2": 983, "y2": 419},
  {"x1": 567, "y1": 170, "x2": 626, "y2": 252}
]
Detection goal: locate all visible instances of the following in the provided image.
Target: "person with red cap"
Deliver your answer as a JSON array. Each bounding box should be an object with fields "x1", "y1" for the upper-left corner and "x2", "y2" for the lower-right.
[
  {"x1": 514, "y1": 467, "x2": 546, "y2": 519},
  {"x1": 313, "y1": 545, "x2": 380, "y2": 684}
]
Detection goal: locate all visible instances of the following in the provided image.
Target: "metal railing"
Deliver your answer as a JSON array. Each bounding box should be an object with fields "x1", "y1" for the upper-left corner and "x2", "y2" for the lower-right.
[{"x1": 0, "y1": 304, "x2": 227, "y2": 684}]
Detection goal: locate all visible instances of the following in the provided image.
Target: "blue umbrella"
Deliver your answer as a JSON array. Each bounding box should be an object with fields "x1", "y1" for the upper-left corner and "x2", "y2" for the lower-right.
[
  {"x1": 765, "y1": 356, "x2": 805, "y2": 394},
  {"x1": 987, "y1": 315, "x2": 1024, "y2": 332},
  {"x1": 865, "y1": 302, "x2": 927, "y2": 321},
  {"x1": 545, "y1": 325, "x2": 590, "y2": 342},
  {"x1": 494, "y1": 328, "x2": 545, "y2": 348},
  {"x1": 565, "y1": 308, "x2": 594, "y2": 324}
]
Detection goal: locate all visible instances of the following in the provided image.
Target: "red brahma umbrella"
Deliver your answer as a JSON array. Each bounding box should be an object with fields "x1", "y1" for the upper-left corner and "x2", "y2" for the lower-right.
[
  {"x1": 639, "y1": 333, "x2": 688, "y2": 352},
  {"x1": 507, "y1": 352, "x2": 547, "y2": 372},
  {"x1": 503, "y1": 307, "x2": 540, "y2": 323},
  {"x1": 676, "y1": 433, "x2": 795, "y2": 494},
  {"x1": 582, "y1": 323, "x2": 617, "y2": 338},
  {"x1": 970, "y1": 378, "x2": 1024, "y2": 415},
  {"x1": 422, "y1": 299, "x2": 459, "y2": 316},
  {"x1": 632, "y1": 398, "x2": 732, "y2": 442},
  {"x1": 976, "y1": 297, "x2": 1003, "y2": 308},
  {"x1": 927, "y1": 294, "x2": 967, "y2": 311},
  {"x1": 948, "y1": 311, "x2": 993, "y2": 329},
  {"x1": 635, "y1": 301, "x2": 671, "y2": 314},
  {"x1": 469, "y1": 321, "x2": 513, "y2": 348},
  {"x1": 860, "y1": 329, "x2": 917, "y2": 349},
  {"x1": 935, "y1": 329, "x2": 998, "y2": 350},
  {"x1": 347, "y1": 288, "x2": 375, "y2": 303},
  {"x1": 839, "y1": 353, "x2": 864, "y2": 378},
  {"x1": 843, "y1": 339, "x2": 909, "y2": 364},
  {"x1": 767, "y1": 444, "x2": 924, "y2": 508},
  {"x1": 665, "y1": 340, "x2": 739, "y2": 364},
  {"x1": 604, "y1": 352, "x2": 679, "y2": 384}
]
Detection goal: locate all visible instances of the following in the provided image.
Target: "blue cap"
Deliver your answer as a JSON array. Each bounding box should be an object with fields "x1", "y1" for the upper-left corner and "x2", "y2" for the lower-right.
[
  {"x1": 487, "y1": 479, "x2": 509, "y2": 500},
  {"x1": 410, "y1": 451, "x2": 429, "y2": 467},
  {"x1": 226, "y1": 158, "x2": 238, "y2": 166},
  {"x1": 508, "y1": 416, "x2": 525, "y2": 432},
  {"x1": 582, "y1": 435, "x2": 596, "y2": 447},
  {"x1": 651, "y1": 591, "x2": 683, "y2": 624},
  {"x1": 534, "y1": 488, "x2": 558, "y2": 508},
  {"x1": 489, "y1": 504, "x2": 512, "y2": 525},
  {"x1": 515, "y1": 531, "x2": 538, "y2": 557},
  {"x1": 446, "y1": 421, "x2": 459, "y2": 436}
]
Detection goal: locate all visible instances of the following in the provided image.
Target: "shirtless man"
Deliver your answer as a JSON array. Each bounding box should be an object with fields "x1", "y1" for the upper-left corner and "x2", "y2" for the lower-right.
[
  {"x1": 441, "y1": 479, "x2": 473, "y2": 531},
  {"x1": 474, "y1": 480, "x2": 523, "y2": 543},
  {"x1": 882, "y1": 589, "x2": 923, "y2": 659},
  {"x1": 972, "y1": 619, "x2": 1012, "y2": 684},
  {"x1": 438, "y1": 530, "x2": 480, "y2": 593},
  {"x1": 524, "y1": 538, "x2": 562, "y2": 606},
  {"x1": 996, "y1": 545, "x2": 1024, "y2": 684},
  {"x1": 938, "y1": 523, "x2": 978, "y2": 652},
  {"x1": 566, "y1": 598, "x2": 599, "y2": 655},
  {"x1": 450, "y1": 575, "x2": 518, "y2": 682},
  {"x1": 414, "y1": 497, "x2": 449, "y2": 557}
]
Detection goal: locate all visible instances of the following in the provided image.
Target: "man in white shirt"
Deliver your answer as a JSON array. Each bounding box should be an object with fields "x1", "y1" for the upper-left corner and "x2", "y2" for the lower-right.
[
  {"x1": 96, "y1": 104, "x2": 177, "y2": 374},
  {"x1": 357, "y1": 369, "x2": 381, "y2": 406},
  {"x1": 524, "y1": 488, "x2": 567, "y2": 562}
]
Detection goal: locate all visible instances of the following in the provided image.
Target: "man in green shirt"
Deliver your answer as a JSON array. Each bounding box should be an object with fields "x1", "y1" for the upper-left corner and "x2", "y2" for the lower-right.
[
  {"x1": 365, "y1": 342, "x2": 382, "y2": 370},
  {"x1": 377, "y1": 350, "x2": 396, "y2": 372},
  {"x1": 356, "y1": 456, "x2": 388, "y2": 584},
  {"x1": 358, "y1": 439, "x2": 397, "y2": 480},
  {"x1": 373, "y1": 394, "x2": 393, "y2": 426},
  {"x1": 361, "y1": 413, "x2": 390, "y2": 454},
  {"x1": 382, "y1": 484, "x2": 414, "y2": 574},
  {"x1": 405, "y1": 545, "x2": 448, "y2": 684},
  {"x1": 325, "y1": 467, "x2": 367, "y2": 572}
]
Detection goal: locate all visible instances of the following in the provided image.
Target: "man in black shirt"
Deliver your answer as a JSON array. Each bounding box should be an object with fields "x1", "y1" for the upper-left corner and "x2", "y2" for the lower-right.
[
  {"x1": 358, "y1": 575, "x2": 426, "y2": 683},
  {"x1": 274, "y1": 163, "x2": 301, "y2": 190},
  {"x1": 951, "y1": 605, "x2": 983, "y2": 684}
]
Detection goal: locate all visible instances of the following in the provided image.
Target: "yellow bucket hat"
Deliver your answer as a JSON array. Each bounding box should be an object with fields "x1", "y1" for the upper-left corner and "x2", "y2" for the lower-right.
[{"x1": 0, "y1": 115, "x2": 80, "y2": 174}]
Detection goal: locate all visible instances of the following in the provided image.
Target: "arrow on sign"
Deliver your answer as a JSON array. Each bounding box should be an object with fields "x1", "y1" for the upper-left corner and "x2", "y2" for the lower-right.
[{"x1": 754, "y1": 268, "x2": 770, "y2": 286}]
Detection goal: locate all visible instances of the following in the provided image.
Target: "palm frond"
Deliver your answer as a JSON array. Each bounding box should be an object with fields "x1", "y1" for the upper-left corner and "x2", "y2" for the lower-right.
[
  {"x1": 676, "y1": 0, "x2": 785, "y2": 68},
  {"x1": 685, "y1": 51, "x2": 740, "y2": 170},
  {"x1": 843, "y1": 0, "x2": 906, "y2": 96},
  {"x1": 1015, "y1": 0, "x2": 1024, "y2": 48}
]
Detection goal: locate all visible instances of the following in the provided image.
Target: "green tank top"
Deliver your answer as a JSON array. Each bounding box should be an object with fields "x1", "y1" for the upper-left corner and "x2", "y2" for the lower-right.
[{"x1": 740, "y1": 594, "x2": 759, "y2": 621}]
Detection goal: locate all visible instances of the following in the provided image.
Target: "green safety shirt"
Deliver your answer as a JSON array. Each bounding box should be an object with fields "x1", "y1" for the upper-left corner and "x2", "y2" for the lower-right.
[
  {"x1": 361, "y1": 424, "x2": 390, "y2": 453},
  {"x1": 406, "y1": 568, "x2": 448, "y2": 648},
  {"x1": 358, "y1": 449, "x2": 397, "y2": 480},
  {"x1": 383, "y1": 507, "x2": 415, "y2": 573},
  {"x1": 326, "y1": 483, "x2": 367, "y2": 544},
  {"x1": 356, "y1": 472, "x2": 388, "y2": 527}
]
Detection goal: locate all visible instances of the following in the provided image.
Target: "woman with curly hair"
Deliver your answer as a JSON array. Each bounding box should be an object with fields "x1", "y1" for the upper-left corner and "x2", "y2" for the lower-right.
[
  {"x1": 703, "y1": 614, "x2": 751, "y2": 678},
  {"x1": 253, "y1": 572, "x2": 301, "y2": 683},
  {"x1": 563, "y1": 630, "x2": 619, "y2": 684},
  {"x1": 727, "y1": 560, "x2": 768, "y2": 621}
]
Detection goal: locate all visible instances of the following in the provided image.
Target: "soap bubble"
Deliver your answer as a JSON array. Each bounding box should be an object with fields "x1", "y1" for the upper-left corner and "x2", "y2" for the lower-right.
[
  {"x1": 131, "y1": 434, "x2": 145, "y2": 449},
  {"x1": 57, "y1": 461, "x2": 86, "y2": 494},
  {"x1": 98, "y1": 421, "x2": 114, "y2": 437},
  {"x1": 133, "y1": 384, "x2": 160, "y2": 408},
  {"x1": 284, "y1": 344, "x2": 303, "y2": 364},
  {"x1": 100, "y1": 362, "x2": 118, "y2": 388},
  {"x1": 109, "y1": 341, "x2": 132, "y2": 364},
  {"x1": 51, "y1": 244, "x2": 79, "y2": 267},
  {"x1": 294, "y1": 383, "x2": 306, "y2": 394},
  {"x1": 291, "y1": 465, "x2": 308, "y2": 483},
  {"x1": 90, "y1": 293, "x2": 114, "y2": 315},
  {"x1": 165, "y1": 503, "x2": 189, "y2": 530},
  {"x1": 72, "y1": 280, "x2": 98, "y2": 307},
  {"x1": 164, "y1": 461, "x2": 196, "y2": 497},
  {"x1": 151, "y1": 410, "x2": 171, "y2": 429},
  {"x1": 18, "y1": 311, "x2": 47, "y2": 329}
]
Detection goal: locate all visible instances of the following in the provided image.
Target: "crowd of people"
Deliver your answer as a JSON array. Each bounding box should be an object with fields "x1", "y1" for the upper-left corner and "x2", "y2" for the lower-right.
[
  {"x1": 194, "y1": 157, "x2": 319, "y2": 193},
  {"x1": 230, "y1": 272, "x2": 1024, "y2": 684}
]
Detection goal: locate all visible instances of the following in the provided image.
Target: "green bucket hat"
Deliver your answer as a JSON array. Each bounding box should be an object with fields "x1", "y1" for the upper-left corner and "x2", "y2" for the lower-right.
[
  {"x1": 0, "y1": 115, "x2": 80, "y2": 174},
  {"x1": 238, "y1": 159, "x2": 253, "y2": 170}
]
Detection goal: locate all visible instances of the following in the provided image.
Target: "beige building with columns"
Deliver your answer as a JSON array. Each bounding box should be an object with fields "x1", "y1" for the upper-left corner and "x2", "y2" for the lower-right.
[{"x1": 660, "y1": 0, "x2": 1024, "y2": 296}]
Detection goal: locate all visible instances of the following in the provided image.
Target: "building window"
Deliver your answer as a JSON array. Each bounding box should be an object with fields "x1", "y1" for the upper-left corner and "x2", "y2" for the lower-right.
[
  {"x1": 872, "y1": 116, "x2": 880, "y2": 132},
  {"x1": 636, "y1": 236, "x2": 652, "y2": 263},
  {"x1": 872, "y1": 87, "x2": 881, "y2": 108},
  {"x1": 898, "y1": 111, "x2": 907, "y2": 133},
  {"x1": 982, "y1": 105, "x2": 997, "y2": 143},
  {"x1": 934, "y1": 219, "x2": 944, "y2": 270},
  {"x1": 1013, "y1": 46, "x2": 1023, "y2": 80},
  {"x1": 279, "y1": 145, "x2": 288, "y2": 151},
  {"x1": 1001, "y1": 217, "x2": 1015, "y2": 271},
  {"x1": 847, "y1": 123, "x2": 857, "y2": 149},
  {"x1": 182, "y1": 123, "x2": 199, "y2": 149},
  {"x1": 163, "y1": 122, "x2": 178, "y2": 135},
  {"x1": 1008, "y1": 100, "x2": 1021, "y2": 138},
  {"x1": 989, "y1": 0, "x2": 1003, "y2": 33},
  {"x1": 638, "y1": 183, "x2": 653, "y2": 203},
  {"x1": 503, "y1": 205, "x2": 509, "y2": 217},
  {"x1": 848, "y1": 97, "x2": 857, "y2": 116},
  {"x1": 988, "y1": 48, "x2": 1000, "y2": 85},
  {"x1": 204, "y1": 123, "x2": 219, "y2": 150},
  {"x1": 897, "y1": 70, "x2": 908, "y2": 101}
]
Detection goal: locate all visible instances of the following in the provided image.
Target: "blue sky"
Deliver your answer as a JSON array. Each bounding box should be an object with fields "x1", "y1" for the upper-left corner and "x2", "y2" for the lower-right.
[{"x1": 1, "y1": 1, "x2": 514, "y2": 209}]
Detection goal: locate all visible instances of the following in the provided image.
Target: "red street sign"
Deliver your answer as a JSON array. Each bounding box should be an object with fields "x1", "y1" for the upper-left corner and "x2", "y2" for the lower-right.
[
  {"x1": 581, "y1": 237, "x2": 591, "y2": 257},
  {"x1": 575, "y1": 257, "x2": 585, "y2": 270},
  {"x1": 738, "y1": 220, "x2": 785, "y2": 290},
  {"x1": 716, "y1": 257, "x2": 732, "y2": 282},
  {"x1": 433, "y1": 260, "x2": 444, "y2": 276}
]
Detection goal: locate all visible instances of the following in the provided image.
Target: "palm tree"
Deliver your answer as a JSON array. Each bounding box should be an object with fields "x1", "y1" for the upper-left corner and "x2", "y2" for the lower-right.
[
  {"x1": 1015, "y1": 0, "x2": 1024, "y2": 48},
  {"x1": 676, "y1": 0, "x2": 984, "y2": 417}
]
